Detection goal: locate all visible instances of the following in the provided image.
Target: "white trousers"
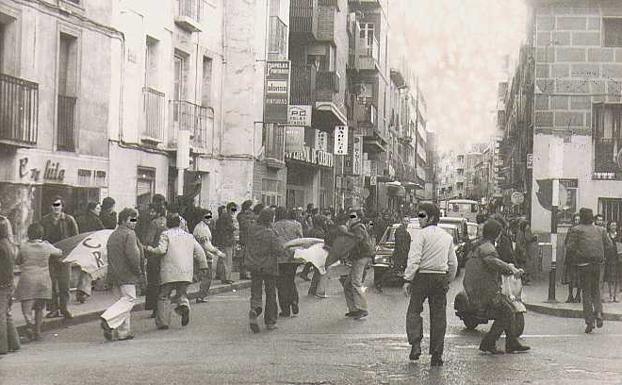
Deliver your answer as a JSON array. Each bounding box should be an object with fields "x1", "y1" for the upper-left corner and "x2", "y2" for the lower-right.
[{"x1": 101, "y1": 285, "x2": 137, "y2": 338}]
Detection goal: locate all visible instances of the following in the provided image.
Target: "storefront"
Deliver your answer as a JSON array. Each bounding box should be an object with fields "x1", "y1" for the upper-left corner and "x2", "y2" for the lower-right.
[
  {"x1": 285, "y1": 145, "x2": 334, "y2": 209},
  {"x1": 0, "y1": 148, "x2": 109, "y2": 241}
]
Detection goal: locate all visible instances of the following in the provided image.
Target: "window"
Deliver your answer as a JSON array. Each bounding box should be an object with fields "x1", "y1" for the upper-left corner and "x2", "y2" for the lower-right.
[
  {"x1": 593, "y1": 104, "x2": 622, "y2": 178},
  {"x1": 604, "y1": 18, "x2": 622, "y2": 48},
  {"x1": 360, "y1": 23, "x2": 375, "y2": 48},
  {"x1": 559, "y1": 179, "x2": 578, "y2": 225},
  {"x1": 599, "y1": 197, "x2": 622, "y2": 225},
  {"x1": 173, "y1": 51, "x2": 188, "y2": 101},
  {"x1": 57, "y1": 32, "x2": 78, "y2": 152},
  {"x1": 201, "y1": 56, "x2": 212, "y2": 107},
  {"x1": 137, "y1": 167, "x2": 156, "y2": 208},
  {"x1": 145, "y1": 36, "x2": 159, "y2": 88},
  {"x1": 0, "y1": 14, "x2": 18, "y2": 75},
  {"x1": 77, "y1": 169, "x2": 92, "y2": 186},
  {"x1": 262, "y1": 178, "x2": 282, "y2": 206}
]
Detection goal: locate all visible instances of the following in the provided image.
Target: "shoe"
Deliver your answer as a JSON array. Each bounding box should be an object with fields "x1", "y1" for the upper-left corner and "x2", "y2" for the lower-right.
[
  {"x1": 196, "y1": 298, "x2": 208, "y2": 304},
  {"x1": 585, "y1": 323, "x2": 594, "y2": 333},
  {"x1": 291, "y1": 303, "x2": 299, "y2": 316},
  {"x1": 157, "y1": 325, "x2": 169, "y2": 330},
  {"x1": 117, "y1": 334, "x2": 135, "y2": 341},
  {"x1": 249, "y1": 309, "x2": 260, "y2": 333},
  {"x1": 596, "y1": 317, "x2": 604, "y2": 328},
  {"x1": 352, "y1": 310, "x2": 369, "y2": 320},
  {"x1": 506, "y1": 342, "x2": 531, "y2": 353},
  {"x1": 266, "y1": 324, "x2": 278, "y2": 331},
  {"x1": 430, "y1": 356, "x2": 444, "y2": 367},
  {"x1": 279, "y1": 312, "x2": 290, "y2": 318},
  {"x1": 409, "y1": 346, "x2": 421, "y2": 361},
  {"x1": 479, "y1": 343, "x2": 504, "y2": 354},
  {"x1": 345, "y1": 311, "x2": 355, "y2": 317},
  {"x1": 45, "y1": 310, "x2": 61, "y2": 319},
  {"x1": 61, "y1": 310, "x2": 73, "y2": 320},
  {"x1": 222, "y1": 280, "x2": 235, "y2": 285},
  {"x1": 177, "y1": 306, "x2": 190, "y2": 326},
  {"x1": 100, "y1": 319, "x2": 113, "y2": 342}
]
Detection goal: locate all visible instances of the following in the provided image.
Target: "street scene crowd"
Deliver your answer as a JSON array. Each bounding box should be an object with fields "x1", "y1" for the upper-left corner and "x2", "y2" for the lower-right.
[{"x1": 2, "y1": 194, "x2": 620, "y2": 369}]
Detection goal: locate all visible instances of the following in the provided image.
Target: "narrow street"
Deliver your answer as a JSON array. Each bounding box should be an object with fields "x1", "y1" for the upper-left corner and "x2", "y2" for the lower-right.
[{"x1": 2, "y1": 275, "x2": 621, "y2": 385}]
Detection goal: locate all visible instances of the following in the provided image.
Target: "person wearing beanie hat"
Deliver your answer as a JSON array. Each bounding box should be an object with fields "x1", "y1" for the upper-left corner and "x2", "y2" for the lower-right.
[
  {"x1": 463, "y1": 218, "x2": 530, "y2": 354},
  {"x1": 403, "y1": 202, "x2": 457, "y2": 367},
  {"x1": 565, "y1": 207, "x2": 613, "y2": 333}
]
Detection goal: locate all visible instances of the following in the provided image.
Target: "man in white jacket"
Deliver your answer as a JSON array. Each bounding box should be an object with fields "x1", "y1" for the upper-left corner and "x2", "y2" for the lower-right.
[
  {"x1": 147, "y1": 214, "x2": 207, "y2": 329},
  {"x1": 403, "y1": 203, "x2": 458, "y2": 367}
]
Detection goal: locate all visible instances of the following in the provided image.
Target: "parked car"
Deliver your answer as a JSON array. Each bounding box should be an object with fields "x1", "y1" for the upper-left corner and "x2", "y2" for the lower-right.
[
  {"x1": 438, "y1": 223, "x2": 467, "y2": 267},
  {"x1": 439, "y1": 217, "x2": 469, "y2": 242},
  {"x1": 373, "y1": 221, "x2": 464, "y2": 286}
]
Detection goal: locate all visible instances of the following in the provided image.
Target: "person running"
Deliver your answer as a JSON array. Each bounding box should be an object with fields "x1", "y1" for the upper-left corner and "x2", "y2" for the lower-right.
[
  {"x1": 273, "y1": 207, "x2": 303, "y2": 317},
  {"x1": 193, "y1": 210, "x2": 226, "y2": 304},
  {"x1": 100, "y1": 208, "x2": 142, "y2": 341},
  {"x1": 565, "y1": 208, "x2": 613, "y2": 333},
  {"x1": 403, "y1": 203, "x2": 457, "y2": 367}
]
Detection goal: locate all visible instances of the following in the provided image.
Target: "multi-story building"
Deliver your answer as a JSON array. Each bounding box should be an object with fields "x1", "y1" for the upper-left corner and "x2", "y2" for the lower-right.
[
  {"x1": 286, "y1": 0, "x2": 347, "y2": 209},
  {"x1": 517, "y1": 0, "x2": 622, "y2": 232},
  {"x1": 0, "y1": 0, "x2": 121, "y2": 239}
]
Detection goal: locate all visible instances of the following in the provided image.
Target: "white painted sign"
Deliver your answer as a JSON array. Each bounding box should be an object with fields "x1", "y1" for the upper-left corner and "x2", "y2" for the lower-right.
[
  {"x1": 334, "y1": 126, "x2": 348, "y2": 155},
  {"x1": 288, "y1": 105, "x2": 312, "y2": 127}
]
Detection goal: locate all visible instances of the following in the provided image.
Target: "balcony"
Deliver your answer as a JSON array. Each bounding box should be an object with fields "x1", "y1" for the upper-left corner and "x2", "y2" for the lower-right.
[
  {"x1": 290, "y1": 0, "x2": 319, "y2": 41},
  {"x1": 268, "y1": 16, "x2": 288, "y2": 60},
  {"x1": 0, "y1": 73, "x2": 38, "y2": 147},
  {"x1": 357, "y1": 104, "x2": 387, "y2": 153},
  {"x1": 290, "y1": 64, "x2": 316, "y2": 106},
  {"x1": 170, "y1": 100, "x2": 213, "y2": 151},
  {"x1": 316, "y1": 71, "x2": 339, "y2": 93},
  {"x1": 316, "y1": 1, "x2": 338, "y2": 43},
  {"x1": 175, "y1": 0, "x2": 202, "y2": 32},
  {"x1": 57, "y1": 95, "x2": 76, "y2": 152},
  {"x1": 359, "y1": 36, "x2": 379, "y2": 71},
  {"x1": 263, "y1": 123, "x2": 285, "y2": 168},
  {"x1": 142, "y1": 87, "x2": 165, "y2": 143},
  {"x1": 347, "y1": 15, "x2": 361, "y2": 71}
]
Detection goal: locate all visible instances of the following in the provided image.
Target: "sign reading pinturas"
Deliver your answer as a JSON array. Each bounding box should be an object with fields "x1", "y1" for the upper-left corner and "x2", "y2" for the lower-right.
[{"x1": 265, "y1": 61, "x2": 290, "y2": 123}]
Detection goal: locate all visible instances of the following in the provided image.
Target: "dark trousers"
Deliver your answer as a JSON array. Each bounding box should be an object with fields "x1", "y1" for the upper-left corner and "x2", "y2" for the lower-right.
[
  {"x1": 481, "y1": 295, "x2": 520, "y2": 348},
  {"x1": 48, "y1": 258, "x2": 70, "y2": 313},
  {"x1": 238, "y1": 246, "x2": 249, "y2": 278},
  {"x1": 406, "y1": 273, "x2": 449, "y2": 357},
  {"x1": 578, "y1": 264, "x2": 603, "y2": 325},
  {"x1": 156, "y1": 282, "x2": 189, "y2": 328},
  {"x1": 145, "y1": 256, "x2": 161, "y2": 311},
  {"x1": 250, "y1": 271, "x2": 277, "y2": 326},
  {"x1": 197, "y1": 263, "x2": 213, "y2": 299},
  {"x1": 276, "y1": 263, "x2": 299, "y2": 315}
]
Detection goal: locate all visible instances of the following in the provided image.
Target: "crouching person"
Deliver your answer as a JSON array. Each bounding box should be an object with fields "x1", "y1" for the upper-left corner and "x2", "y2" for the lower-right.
[
  {"x1": 147, "y1": 214, "x2": 207, "y2": 329},
  {"x1": 464, "y1": 219, "x2": 530, "y2": 354},
  {"x1": 100, "y1": 208, "x2": 142, "y2": 341}
]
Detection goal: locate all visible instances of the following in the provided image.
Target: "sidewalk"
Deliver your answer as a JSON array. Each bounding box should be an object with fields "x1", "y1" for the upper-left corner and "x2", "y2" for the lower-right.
[
  {"x1": 10, "y1": 273, "x2": 251, "y2": 334},
  {"x1": 523, "y1": 280, "x2": 622, "y2": 321}
]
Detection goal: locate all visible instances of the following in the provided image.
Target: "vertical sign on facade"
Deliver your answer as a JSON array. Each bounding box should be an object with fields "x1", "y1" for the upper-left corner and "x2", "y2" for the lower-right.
[
  {"x1": 334, "y1": 125, "x2": 348, "y2": 155},
  {"x1": 352, "y1": 136, "x2": 362, "y2": 175},
  {"x1": 264, "y1": 61, "x2": 290, "y2": 123},
  {"x1": 285, "y1": 126, "x2": 305, "y2": 152},
  {"x1": 315, "y1": 130, "x2": 328, "y2": 152}
]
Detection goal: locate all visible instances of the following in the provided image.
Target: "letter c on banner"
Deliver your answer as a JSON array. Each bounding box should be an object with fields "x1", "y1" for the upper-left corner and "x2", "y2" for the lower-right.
[{"x1": 82, "y1": 237, "x2": 101, "y2": 249}]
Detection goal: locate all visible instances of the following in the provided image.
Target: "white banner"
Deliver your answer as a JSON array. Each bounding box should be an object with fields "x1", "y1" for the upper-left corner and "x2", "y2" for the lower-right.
[
  {"x1": 285, "y1": 126, "x2": 305, "y2": 152},
  {"x1": 334, "y1": 125, "x2": 348, "y2": 155}
]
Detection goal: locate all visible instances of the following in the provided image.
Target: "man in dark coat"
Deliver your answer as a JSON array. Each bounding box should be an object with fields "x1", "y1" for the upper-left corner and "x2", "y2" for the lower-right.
[
  {"x1": 375, "y1": 217, "x2": 411, "y2": 292},
  {"x1": 236, "y1": 200, "x2": 255, "y2": 280},
  {"x1": 143, "y1": 203, "x2": 167, "y2": 317},
  {"x1": 246, "y1": 208, "x2": 286, "y2": 333},
  {"x1": 100, "y1": 197, "x2": 118, "y2": 230},
  {"x1": 464, "y1": 219, "x2": 529, "y2": 354},
  {"x1": 100, "y1": 208, "x2": 142, "y2": 341},
  {"x1": 214, "y1": 202, "x2": 237, "y2": 284},
  {"x1": 565, "y1": 208, "x2": 613, "y2": 333},
  {"x1": 40, "y1": 196, "x2": 78, "y2": 319}
]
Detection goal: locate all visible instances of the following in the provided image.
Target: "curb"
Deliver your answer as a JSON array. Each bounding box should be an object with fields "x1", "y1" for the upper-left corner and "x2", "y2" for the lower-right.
[
  {"x1": 525, "y1": 302, "x2": 622, "y2": 322},
  {"x1": 16, "y1": 280, "x2": 252, "y2": 335}
]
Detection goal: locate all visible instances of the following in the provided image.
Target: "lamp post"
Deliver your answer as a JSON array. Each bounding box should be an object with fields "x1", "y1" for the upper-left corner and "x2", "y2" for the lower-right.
[{"x1": 547, "y1": 141, "x2": 563, "y2": 303}]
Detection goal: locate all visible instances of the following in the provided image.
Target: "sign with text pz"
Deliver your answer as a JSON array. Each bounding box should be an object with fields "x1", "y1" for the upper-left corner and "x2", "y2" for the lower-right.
[
  {"x1": 264, "y1": 61, "x2": 290, "y2": 123},
  {"x1": 288, "y1": 105, "x2": 312, "y2": 127},
  {"x1": 334, "y1": 125, "x2": 348, "y2": 155}
]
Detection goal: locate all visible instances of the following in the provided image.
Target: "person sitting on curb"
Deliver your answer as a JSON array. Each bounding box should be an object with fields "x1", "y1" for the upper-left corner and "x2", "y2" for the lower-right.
[{"x1": 463, "y1": 219, "x2": 530, "y2": 354}]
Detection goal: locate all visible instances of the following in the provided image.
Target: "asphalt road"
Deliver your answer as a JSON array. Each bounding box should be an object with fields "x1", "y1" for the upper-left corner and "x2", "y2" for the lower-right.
[{"x1": 1, "y1": 270, "x2": 622, "y2": 385}]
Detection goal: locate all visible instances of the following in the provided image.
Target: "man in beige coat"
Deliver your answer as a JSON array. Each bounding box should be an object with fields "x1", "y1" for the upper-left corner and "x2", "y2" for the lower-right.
[{"x1": 147, "y1": 214, "x2": 207, "y2": 329}]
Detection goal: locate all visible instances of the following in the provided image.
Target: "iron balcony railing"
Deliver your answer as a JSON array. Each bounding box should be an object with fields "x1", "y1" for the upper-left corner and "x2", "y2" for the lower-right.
[
  {"x1": 290, "y1": 0, "x2": 319, "y2": 38},
  {"x1": 359, "y1": 36, "x2": 379, "y2": 70},
  {"x1": 57, "y1": 95, "x2": 76, "y2": 151},
  {"x1": 0, "y1": 73, "x2": 38, "y2": 145},
  {"x1": 263, "y1": 123, "x2": 285, "y2": 162},
  {"x1": 143, "y1": 87, "x2": 165, "y2": 142},
  {"x1": 170, "y1": 100, "x2": 212, "y2": 150},
  {"x1": 316, "y1": 71, "x2": 339, "y2": 93},
  {"x1": 177, "y1": 0, "x2": 200, "y2": 22}
]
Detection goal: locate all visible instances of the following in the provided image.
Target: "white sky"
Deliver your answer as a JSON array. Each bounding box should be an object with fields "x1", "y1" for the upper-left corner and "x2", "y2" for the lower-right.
[{"x1": 389, "y1": 0, "x2": 528, "y2": 152}]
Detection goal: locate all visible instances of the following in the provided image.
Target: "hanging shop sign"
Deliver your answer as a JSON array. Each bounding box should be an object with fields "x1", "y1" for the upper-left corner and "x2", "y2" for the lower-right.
[
  {"x1": 334, "y1": 125, "x2": 348, "y2": 155},
  {"x1": 526, "y1": 153, "x2": 533, "y2": 169},
  {"x1": 264, "y1": 61, "x2": 290, "y2": 123},
  {"x1": 345, "y1": 135, "x2": 362, "y2": 175},
  {"x1": 287, "y1": 105, "x2": 312, "y2": 127},
  {"x1": 285, "y1": 146, "x2": 334, "y2": 168},
  {"x1": 315, "y1": 130, "x2": 328, "y2": 152},
  {"x1": 285, "y1": 126, "x2": 305, "y2": 153}
]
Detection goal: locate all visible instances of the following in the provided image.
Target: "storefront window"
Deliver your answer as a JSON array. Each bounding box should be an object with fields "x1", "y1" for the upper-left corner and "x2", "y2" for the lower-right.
[
  {"x1": 137, "y1": 167, "x2": 156, "y2": 209},
  {"x1": 262, "y1": 178, "x2": 282, "y2": 207}
]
